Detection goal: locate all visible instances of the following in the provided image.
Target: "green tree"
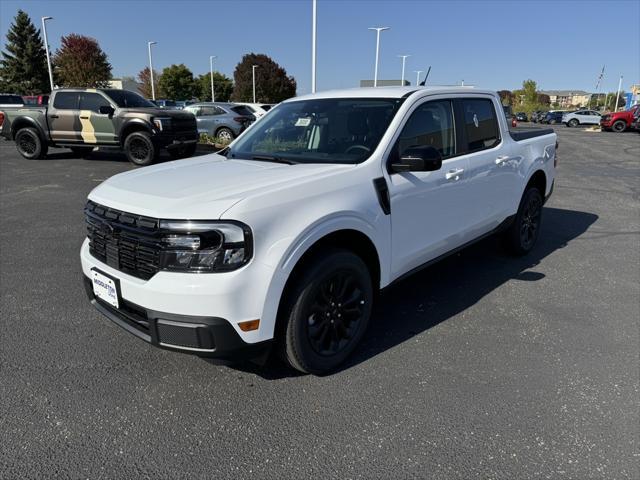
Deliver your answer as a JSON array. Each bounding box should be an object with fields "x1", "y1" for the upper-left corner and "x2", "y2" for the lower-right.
[
  {"x1": 52, "y1": 34, "x2": 112, "y2": 88},
  {"x1": 497, "y1": 90, "x2": 513, "y2": 106},
  {"x1": 599, "y1": 91, "x2": 626, "y2": 111},
  {"x1": 231, "y1": 53, "x2": 296, "y2": 103},
  {"x1": 137, "y1": 66, "x2": 160, "y2": 99},
  {"x1": 195, "y1": 71, "x2": 233, "y2": 101},
  {"x1": 0, "y1": 10, "x2": 50, "y2": 94},
  {"x1": 158, "y1": 64, "x2": 195, "y2": 100}
]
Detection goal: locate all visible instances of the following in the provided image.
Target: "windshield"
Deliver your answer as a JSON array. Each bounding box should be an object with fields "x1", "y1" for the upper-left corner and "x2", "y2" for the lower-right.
[
  {"x1": 229, "y1": 97, "x2": 404, "y2": 164},
  {"x1": 103, "y1": 89, "x2": 156, "y2": 108}
]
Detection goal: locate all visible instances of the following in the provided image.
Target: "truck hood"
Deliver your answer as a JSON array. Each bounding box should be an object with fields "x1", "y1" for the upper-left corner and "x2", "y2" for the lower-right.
[{"x1": 88, "y1": 154, "x2": 352, "y2": 219}]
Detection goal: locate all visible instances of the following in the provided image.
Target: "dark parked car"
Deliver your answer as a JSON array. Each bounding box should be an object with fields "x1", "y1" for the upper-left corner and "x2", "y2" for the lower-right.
[
  {"x1": 515, "y1": 112, "x2": 528, "y2": 122},
  {"x1": 541, "y1": 111, "x2": 564, "y2": 125}
]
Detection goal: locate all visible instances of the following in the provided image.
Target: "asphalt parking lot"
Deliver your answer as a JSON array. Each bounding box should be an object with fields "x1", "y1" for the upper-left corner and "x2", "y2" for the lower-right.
[{"x1": 1, "y1": 126, "x2": 638, "y2": 479}]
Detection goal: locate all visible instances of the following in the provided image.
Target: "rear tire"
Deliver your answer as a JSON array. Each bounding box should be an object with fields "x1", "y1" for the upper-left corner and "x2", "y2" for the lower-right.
[
  {"x1": 15, "y1": 127, "x2": 47, "y2": 159},
  {"x1": 504, "y1": 187, "x2": 543, "y2": 256},
  {"x1": 568, "y1": 118, "x2": 579, "y2": 127},
  {"x1": 215, "y1": 127, "x2": 234, "y2": 144},
  {"x1": 70, "y1": 146, "x2": 94, "y2": 158},
  {"x1": 280, "y1": 249, "x2": 373, "y2": 375},
  {"x1": 612, "y1": 120, "x2": 626, "y2": 133},
  {"x1": 124, "y1": 131, "x2": 158, "y2": 166}
]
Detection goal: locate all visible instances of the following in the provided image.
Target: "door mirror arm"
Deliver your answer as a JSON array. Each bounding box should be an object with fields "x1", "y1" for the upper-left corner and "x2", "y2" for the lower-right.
[{"x1": 99, "y1": 105, "x2": 115, "y2": 116}]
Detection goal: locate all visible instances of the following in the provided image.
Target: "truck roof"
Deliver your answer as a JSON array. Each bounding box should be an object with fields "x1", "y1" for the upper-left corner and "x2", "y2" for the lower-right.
[{"x1": 291, "y1": 86, "x2": 496, "y2": 102}]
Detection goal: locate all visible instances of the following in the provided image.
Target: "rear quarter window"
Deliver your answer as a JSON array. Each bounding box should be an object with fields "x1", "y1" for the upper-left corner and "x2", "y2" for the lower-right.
[{"x1": 461, "y1": 98, "x2": 500, "y2": 152}]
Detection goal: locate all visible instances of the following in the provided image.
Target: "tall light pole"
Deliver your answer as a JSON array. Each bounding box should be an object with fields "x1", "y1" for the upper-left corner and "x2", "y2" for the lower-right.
[
  {"x1": 614, "y1": 75, "x2": 623, "y2": 112},
  {"x1": 252, "y1": 65, "x2": 258, "y2": 103},
  {"x1": 368, "y1": 27, "x2": 389, "y2": 87},
  {"x1": 209, "y1": 55, "x2": 217, "y2": 102},
  {"x1": 148, "y1": 41, "x2": 157, "y2": 100},
  {"x1": 41, "y1": 16, "x2": 54, "y2": 92},
  {"x1": 414, "y1": 70, "x2": 423, "y2": 86},
  {"x1": 398, "y1": 55, "x2": 410, "y2": 86},
  {"x1": 311, "y1": 0, "x2": 317, "y2": 93}
]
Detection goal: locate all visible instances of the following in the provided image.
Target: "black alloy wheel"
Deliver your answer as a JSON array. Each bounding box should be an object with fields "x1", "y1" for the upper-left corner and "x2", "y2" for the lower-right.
[
  {"x1": 15, "y1": 127, "x2": 47, "y2": 159},
  {"x1": 281, "y1": 249, "x2": 373, "y2": 374},
  {"x1": 124, "y1": 131, "x2": 157, "y2": 166},
  {"x1": 306, "y1": 271, "x2": 366, "y2": 357},
  {"x1": 504, "y1": 187, "x2": 543, "y2": 256}
]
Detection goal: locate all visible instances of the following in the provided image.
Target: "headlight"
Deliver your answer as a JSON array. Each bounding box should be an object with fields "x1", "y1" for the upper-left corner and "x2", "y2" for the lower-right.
[
  {"x1": 158, "y1": 220, "x2": 252, "y2": 272},
  {"x1": 152, "y1": 117, "x2": 172, "y2": 131}
]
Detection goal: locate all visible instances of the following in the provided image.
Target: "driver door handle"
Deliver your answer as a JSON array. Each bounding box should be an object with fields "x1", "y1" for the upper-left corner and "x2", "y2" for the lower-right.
[
  {"x1": 445, "y1": 168, "x2": 464, "y2": 180},
  {"x1": 79, "y1": 116, "x2": 89, "y2": 120},
  {"x1": 49, "y1": 114, "x2": 59, "y2": 119},
  {"x1": 495, "y1": 155, "x2": 509, "y2": 165}
]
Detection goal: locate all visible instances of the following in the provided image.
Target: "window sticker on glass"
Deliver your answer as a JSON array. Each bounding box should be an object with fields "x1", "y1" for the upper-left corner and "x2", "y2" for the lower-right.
[{"x1": 295, "y1": 117, "x2": 312, "y2": 127}]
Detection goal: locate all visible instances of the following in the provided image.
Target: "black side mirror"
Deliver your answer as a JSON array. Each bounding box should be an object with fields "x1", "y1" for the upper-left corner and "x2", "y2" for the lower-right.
[
  {"x1": 390, "y1": 145, "x2": 442, "y2": 173},
  {"x1": 99, "y1": 105, "x2": 115, "y2": 116}
]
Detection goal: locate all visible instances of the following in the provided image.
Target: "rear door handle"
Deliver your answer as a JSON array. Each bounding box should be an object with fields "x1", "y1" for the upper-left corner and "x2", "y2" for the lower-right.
[
  {"x1": 445, "y1": 168, "x2": 464, "y2": 180},
  {"x1": 495, "y1": 155, "x2": 509, "y2": 165},
  {"x1": 49, "y1": 114, "x2": 59, "y2": 119},
  {"x1": 79, "y1": 116, "x2": 89, "y2": 119}
]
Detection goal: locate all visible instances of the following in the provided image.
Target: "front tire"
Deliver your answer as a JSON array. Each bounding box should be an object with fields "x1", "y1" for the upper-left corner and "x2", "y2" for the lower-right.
[
  {"x1": 504, "y1": 187, "x2": 543, "y2": 256},
  {"x1": 215, "y1": 127, "x2": 234, "y2": 144},
  {"x1": 15, "y1": 127, "x2": 48, "y2": 159},
  {"x1": 124, "y1": 131, "x2": 158, "y2": 166},
  {"x1": 281, "y1": 249, "x2": 373, "y2": 375},
  {"x1": 612, "y1": 120, "x2": 626, "y2": 133}
]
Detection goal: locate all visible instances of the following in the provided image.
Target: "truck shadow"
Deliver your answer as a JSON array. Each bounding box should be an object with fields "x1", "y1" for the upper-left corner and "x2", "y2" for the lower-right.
[{"x1": 223, "y1": 207, "x2": 598, "y2": 379}]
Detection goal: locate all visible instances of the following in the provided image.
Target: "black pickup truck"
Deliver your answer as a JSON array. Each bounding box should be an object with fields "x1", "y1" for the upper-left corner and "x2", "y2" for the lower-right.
[{"x1": 0, "y1": 88, "x2": 198, "y2": 166}]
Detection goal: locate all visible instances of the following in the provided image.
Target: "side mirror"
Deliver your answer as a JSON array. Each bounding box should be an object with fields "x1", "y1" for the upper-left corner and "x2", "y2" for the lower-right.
[
  {"x1": 390, "y1": 145, "x2": 442, "y2": 173},
  {"x1": 99, "y1": 105, "x2": 115, "y2": 116}
]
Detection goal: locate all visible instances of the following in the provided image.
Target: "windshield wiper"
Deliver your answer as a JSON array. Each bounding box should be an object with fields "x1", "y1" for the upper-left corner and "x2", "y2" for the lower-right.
[{"x1": 251, "y1": 155, "x2": 297, "y2": 165}]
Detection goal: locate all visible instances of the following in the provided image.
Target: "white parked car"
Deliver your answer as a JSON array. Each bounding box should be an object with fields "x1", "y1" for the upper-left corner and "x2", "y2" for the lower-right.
[
  {"x1": 562, "y1": 109, "x2": 601, "y2": 127},
  {"x1": 81, "y1": 87, "x2": 557, "y2": 374},
  {"x1": 234, "y1": 102, "x2": 274, "y2": 119}
]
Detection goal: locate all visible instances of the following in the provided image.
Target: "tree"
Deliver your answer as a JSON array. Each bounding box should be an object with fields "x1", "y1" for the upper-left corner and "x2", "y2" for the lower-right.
[
  {"x1": 600, "y1": 91, "x2": 626, "y2": 111},
  {"x1": 536, "y1": 93, "x2": 550, "y2": 106},
  {"x1": 194, "y1": 71, "x2": 233, "y2": 101},
  {"x1": 0, "y1": 10, "x2": 50, "y2": 94},
  {"x1": 137, "y1": 66, "x2": 160, "y2": 99},
  {"x1": 158, "y1": 64, "x2": 195, "y2": 100},
  {"x1": 231, "y1": 53, "x2": 296, "y2": 103},
  {"x1": 497, "y1": 90, "x2": 513, "y2": 106},
  {"x1": 52, "y1": 34, "x2": 112, "y2": 88}
]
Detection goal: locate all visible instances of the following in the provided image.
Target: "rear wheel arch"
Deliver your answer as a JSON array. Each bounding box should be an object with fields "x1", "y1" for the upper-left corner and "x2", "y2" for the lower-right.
[
  {"x1": 525, "y1": 169, "x2": 547, "y2": 197},
  {"x1": 12, "y1": 118, "x2": 47, "y2": 142}
]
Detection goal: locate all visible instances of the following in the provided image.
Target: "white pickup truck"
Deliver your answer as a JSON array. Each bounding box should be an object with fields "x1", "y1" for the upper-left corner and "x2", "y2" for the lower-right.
[{"x1": 81, "y1": 86, "x2": 557, "y2": 374}]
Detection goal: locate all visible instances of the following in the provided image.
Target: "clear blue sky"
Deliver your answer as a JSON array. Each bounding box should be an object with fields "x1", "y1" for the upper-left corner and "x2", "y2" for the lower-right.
[{"x1": 2, "y1": 0, "x2": 639, "y2": 94}]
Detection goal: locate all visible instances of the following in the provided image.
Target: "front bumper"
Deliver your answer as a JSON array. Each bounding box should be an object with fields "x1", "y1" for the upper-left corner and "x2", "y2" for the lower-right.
[
  {"x1": 152, "y1": 131, "x2": 199, "y2": 149},
  {"x1": 80, "y1": 239, "x2": 277, "y2": 357},
  {"x1": 600, "y1": 120, "x2": 613, "y2": 128},
  {"x1": 83, "y1": 276, "x2": 271, "y2": 360}
]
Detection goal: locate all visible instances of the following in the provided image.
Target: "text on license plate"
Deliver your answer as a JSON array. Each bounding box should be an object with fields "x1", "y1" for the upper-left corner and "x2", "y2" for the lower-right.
[{"x1": 92, "y1": 270, "x2": 119, "y2": 308}]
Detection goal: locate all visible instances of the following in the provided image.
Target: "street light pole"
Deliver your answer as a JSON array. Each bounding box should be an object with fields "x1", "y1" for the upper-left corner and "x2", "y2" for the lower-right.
[
  {"x1": 414, "y1": 70, "x2": 423, "y2": 86},
  {"x1": 41, "y1": 16, "x2": 54, "y2": 92},
  {"x1": 209, "y1": 55, "x2": 217, "y2": 102},
  {"x1": 614, "y1": 75, "x2": 623, "y2": 112},
  {"x1": 311, "y1": 0, "x2": 317, "y2": 93},
  {"x1": 398, "y1": 55, "x2": 410, "y2": 86},
  {"x1": 148, "y1": 41, "x2": 157, "y2": 100},
  {"x1": 252, "y1": 65, "x2": 257, "y2": 103},
  {"x1": 368, "y1": 27, "x2": 389, "y2": 87}
]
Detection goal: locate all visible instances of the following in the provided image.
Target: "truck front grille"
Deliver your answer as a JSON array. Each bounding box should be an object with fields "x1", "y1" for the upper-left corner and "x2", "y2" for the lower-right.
[{"x1": 85, "y1": 200, "x2": 162, "y2": 280}]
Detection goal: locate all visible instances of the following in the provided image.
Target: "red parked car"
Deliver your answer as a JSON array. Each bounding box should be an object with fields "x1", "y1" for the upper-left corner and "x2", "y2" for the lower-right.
[{"x1": 600, "y1": 104, "x2": 640, "y2": 132}]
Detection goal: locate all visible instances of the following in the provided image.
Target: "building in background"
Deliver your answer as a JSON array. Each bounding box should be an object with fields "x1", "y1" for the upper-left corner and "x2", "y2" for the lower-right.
[
  {"x1": 107, "y1": 77, "x2": 142, "y2": 94},
  {"x1": 359, "y1": 80, "x2": 411, "y2": 87},
  {"x1": 540, "y1": 90, "x2": 591, "y2": 108}
]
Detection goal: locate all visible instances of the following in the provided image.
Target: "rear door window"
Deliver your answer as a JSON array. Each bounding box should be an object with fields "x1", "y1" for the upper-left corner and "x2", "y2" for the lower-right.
[
  {"x1": 461, "y1": 98, "x2": 500, "y2": 152},
  {"x1": 231, "y1": 105, "x2": 254, "y2": 116},
  {"x1": 79, "y1": 92, "x2": 111, "y2": 112},
  {"x1": 53, "y1": 92, "x2": 79, "y2": 110}
]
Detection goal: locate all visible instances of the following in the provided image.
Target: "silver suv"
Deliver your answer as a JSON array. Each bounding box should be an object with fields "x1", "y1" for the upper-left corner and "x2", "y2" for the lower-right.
[{"x1": 184, "y1": 102, "x2": 255, "y2": 142}]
